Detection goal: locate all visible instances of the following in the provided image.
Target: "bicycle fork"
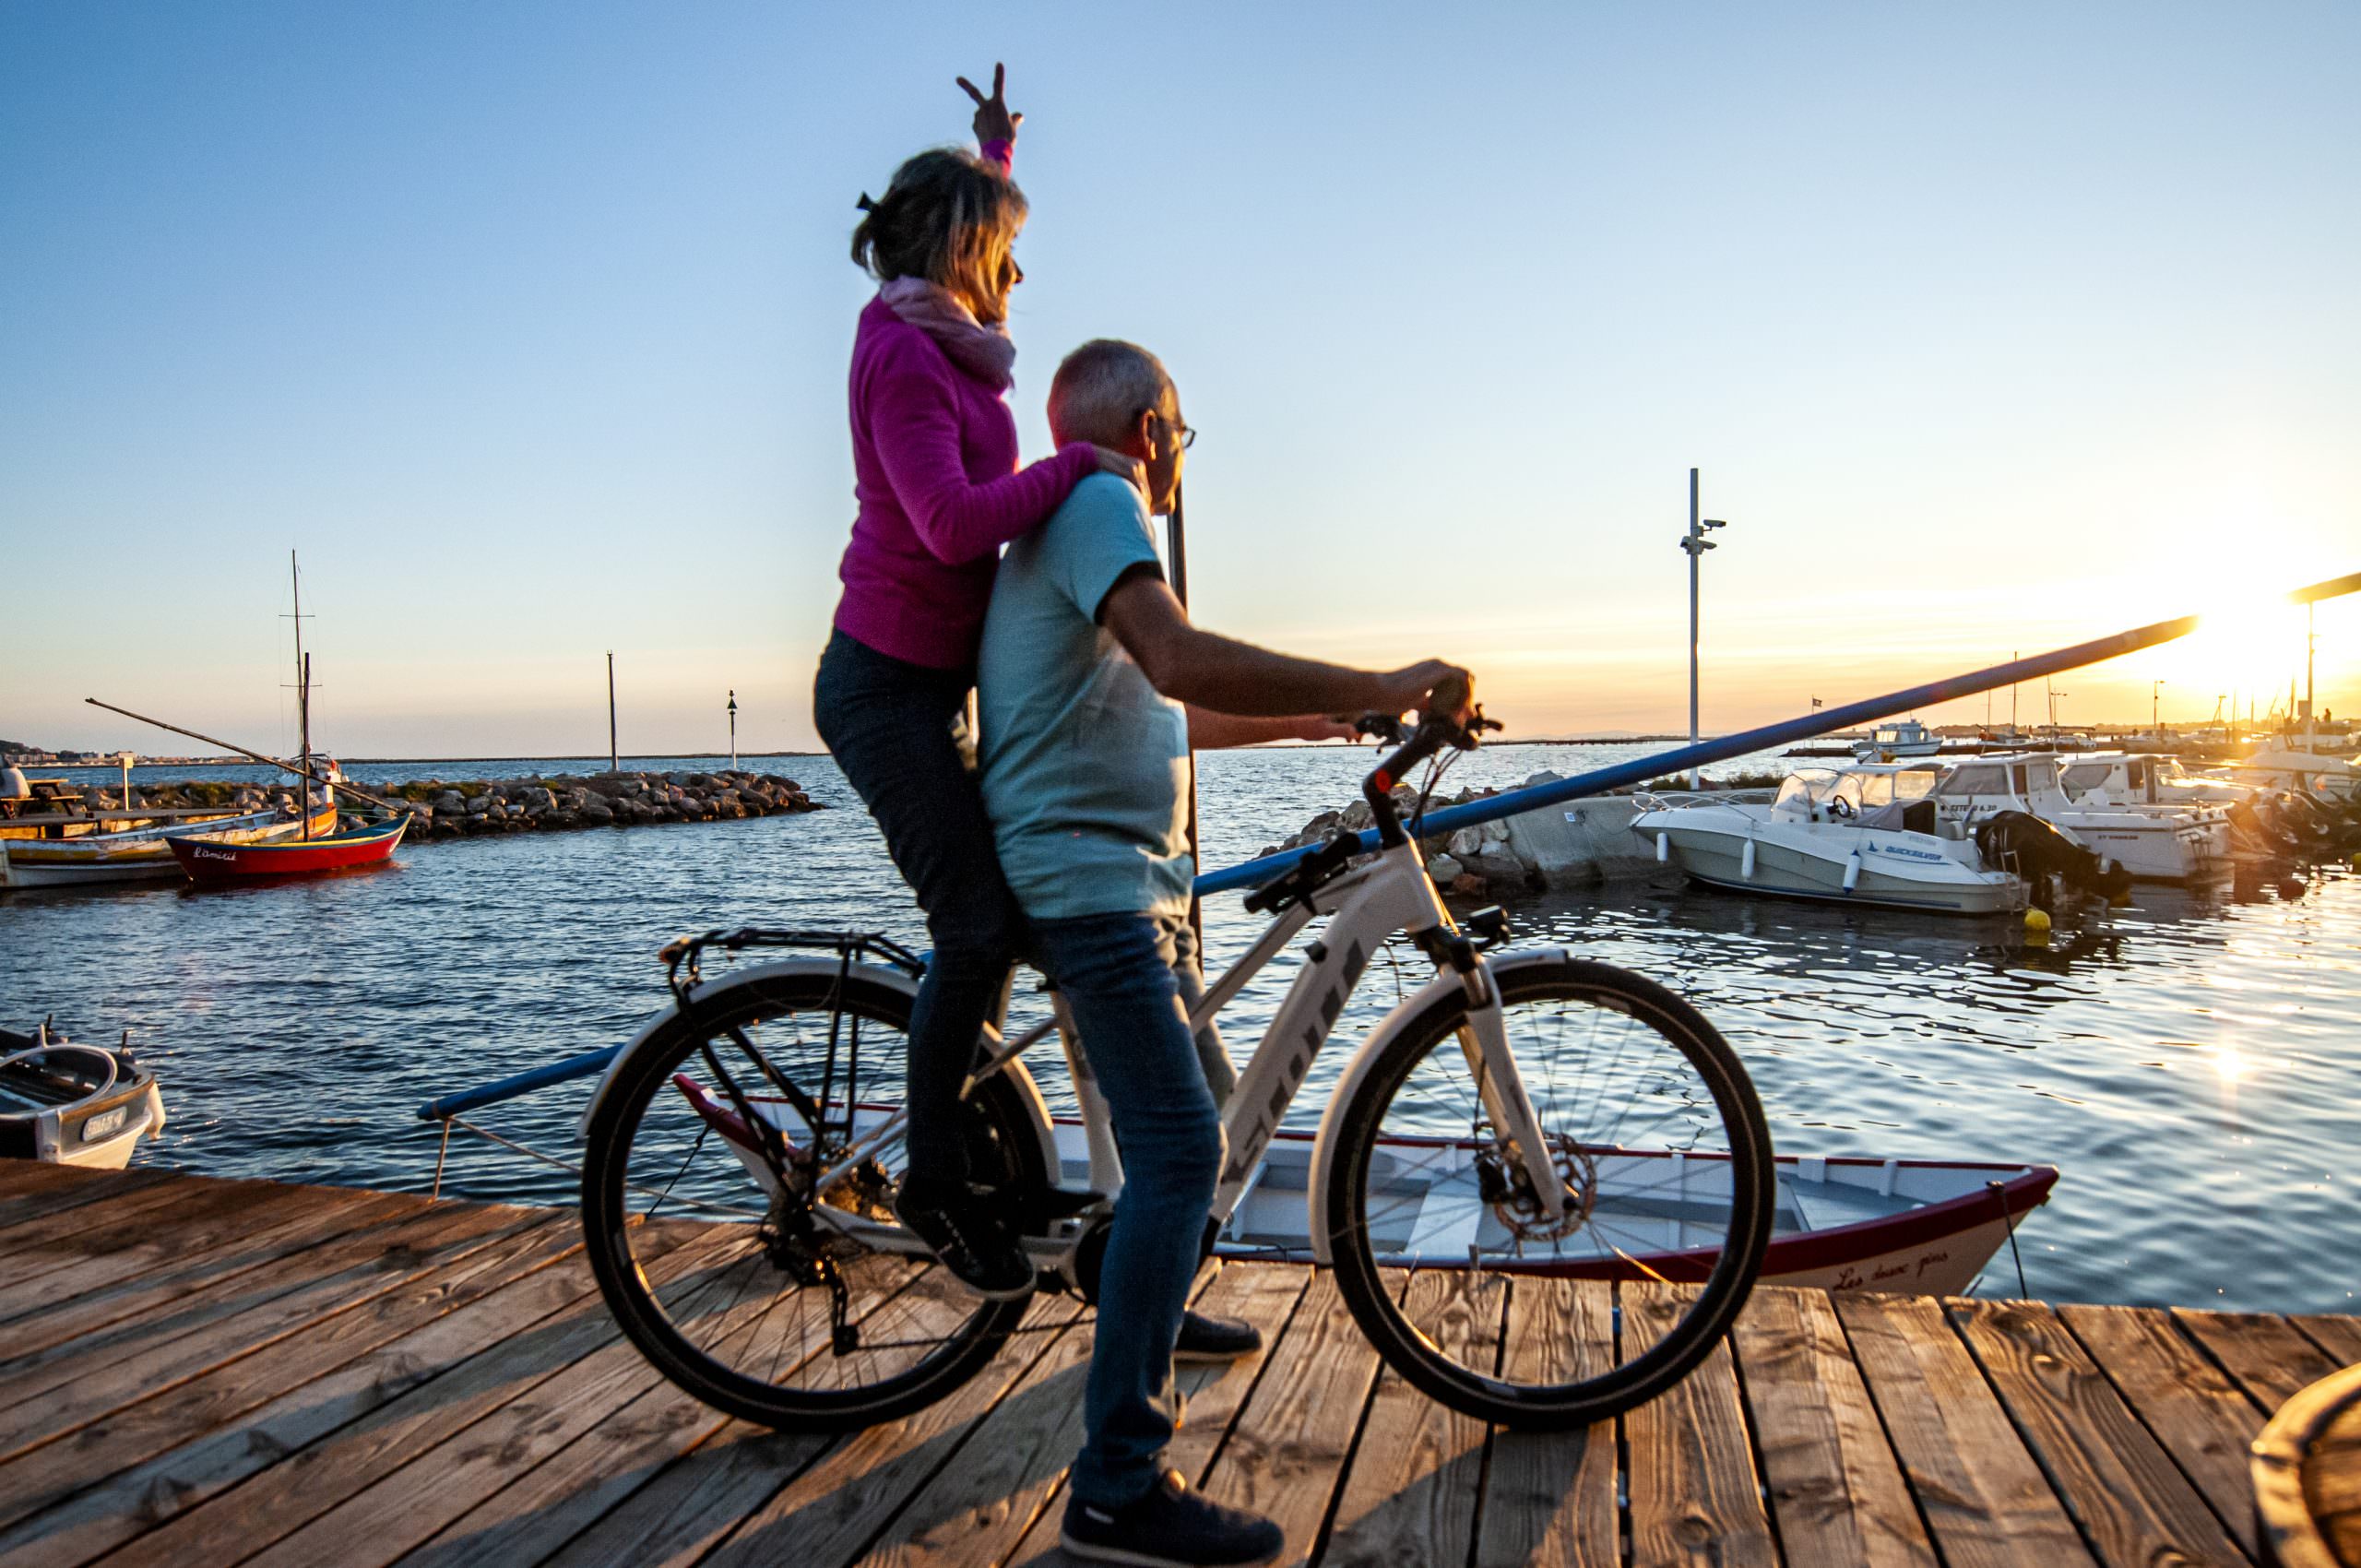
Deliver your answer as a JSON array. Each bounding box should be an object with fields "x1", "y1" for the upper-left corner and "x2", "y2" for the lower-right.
[{"x1": 1446, "y1": 953, "x2": 1567, "y2": 1226}]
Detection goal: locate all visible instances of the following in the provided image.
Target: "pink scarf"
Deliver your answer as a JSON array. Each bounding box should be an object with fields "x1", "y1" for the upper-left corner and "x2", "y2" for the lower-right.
[{"x1": 877, "y1": 277, "x2": 1016, "y2": 391}]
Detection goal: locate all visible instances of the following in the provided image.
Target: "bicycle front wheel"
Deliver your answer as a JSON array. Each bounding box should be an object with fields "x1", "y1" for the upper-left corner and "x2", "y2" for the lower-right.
[
  {"x1": 581, "y1": 968, "x2": 1047, "y2": 1431},
  {"x1": 1323, "y1": 956, "x2": 1773, "y2": 1429}
]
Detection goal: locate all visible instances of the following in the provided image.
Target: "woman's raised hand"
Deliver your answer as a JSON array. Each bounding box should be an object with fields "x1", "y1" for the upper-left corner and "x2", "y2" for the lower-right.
[
  {"x1": 1092, "y1": 445, "x2": 1147, "y2": 494},
  {"x1": 957, "y1": 64, "x2": 1022, "y2": 145}
]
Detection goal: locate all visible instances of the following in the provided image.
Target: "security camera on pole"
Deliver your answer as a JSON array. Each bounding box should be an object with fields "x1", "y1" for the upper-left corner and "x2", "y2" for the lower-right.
[{"x1": 1679, "y1": 468, "x2": 1729, "y2": 788}]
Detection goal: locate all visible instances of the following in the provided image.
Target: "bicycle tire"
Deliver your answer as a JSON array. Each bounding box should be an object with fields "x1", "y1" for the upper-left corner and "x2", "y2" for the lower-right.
[
  {"x1": 581, "y1": 968, "x2": 1048, "y2": 1431},
  {"x1": 1323, "y1": 956, "x2": 1773, "y2": 1430}
]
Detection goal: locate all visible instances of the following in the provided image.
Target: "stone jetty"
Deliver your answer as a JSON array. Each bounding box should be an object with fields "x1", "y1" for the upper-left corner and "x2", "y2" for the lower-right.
[{"x1": 80, "y1": 770, "x2": 824, "y2": 842}]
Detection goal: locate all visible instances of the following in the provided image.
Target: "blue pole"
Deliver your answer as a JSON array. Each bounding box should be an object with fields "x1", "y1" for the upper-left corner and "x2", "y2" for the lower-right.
[{"x1": 418, "y1": 1044, "x2": 619, "y2": 1122}]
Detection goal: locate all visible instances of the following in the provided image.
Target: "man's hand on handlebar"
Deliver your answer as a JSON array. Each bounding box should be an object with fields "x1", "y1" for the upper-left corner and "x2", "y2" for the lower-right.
[{"x1": 1382, "y1": 660, "x2": 1474, "y2": 726}]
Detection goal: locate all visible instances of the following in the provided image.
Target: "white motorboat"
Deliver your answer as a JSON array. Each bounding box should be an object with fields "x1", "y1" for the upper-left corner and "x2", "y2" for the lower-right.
[
  {"x1": 1631, "y1": 763, "x2": 2029, "y2": 915},
  {"x1": 669, "y1": 1080, "x2": 2058, "y2": 1298},
  {"x1": 1851, "y1": 719, "x2": 1942, "y2": 761},
  {"x1": 2050, "y1": 754, "x2": 2237, "y2": 860},
  {"x1": 1935, "y1": 753, "x2": 2222, "y2": 881},
  {"x1": 2227, "y1": 748, "x2": 2358, "y2": 804},
  {"x1": 0, "y1": 1022, "x2": 166, "y2": 1169}
]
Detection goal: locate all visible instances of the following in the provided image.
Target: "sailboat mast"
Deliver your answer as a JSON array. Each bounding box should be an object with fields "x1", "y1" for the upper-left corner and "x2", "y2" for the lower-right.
[{"x1": 292, "y1": 552, "x2": 313, "y2": 840}]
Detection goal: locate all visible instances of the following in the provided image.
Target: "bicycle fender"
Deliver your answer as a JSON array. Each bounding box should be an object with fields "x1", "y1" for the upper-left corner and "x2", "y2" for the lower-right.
[
  {"x1": 1301, "y1": 946, "x2": 1572, "y2": 1265},
  {"x1": 575, "y1": 958, "x2": 1062, "y2": 1185}
]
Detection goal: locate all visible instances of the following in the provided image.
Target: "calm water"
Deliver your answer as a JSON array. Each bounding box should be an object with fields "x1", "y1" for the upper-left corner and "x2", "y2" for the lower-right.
[{"x1": 6, "y1": 745, "x2": 2355, "y2": 1313}]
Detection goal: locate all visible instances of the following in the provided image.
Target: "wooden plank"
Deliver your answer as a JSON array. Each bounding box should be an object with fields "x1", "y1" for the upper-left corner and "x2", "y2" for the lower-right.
[
  {"x1": 226, "y1": 1232, "x2": 902, "y2": 1568},
  {"x1": 0, "y1": 1178, "x2": 332, "y2": 1308},
  {"x1": 81, "y1": 1225, "x2": 751, "y2": 1568},
  {"x1": 0, "y1": 1195, "x2": 540, "y2": 1463},
  {"x1": 1949, "y1": 1298, "x2": 2245, "y2": 1568},
  {"x1": 442, "y1": 1280, "x2": 1085, "y2": 1568},
  {"x1": 1732, "y1": 1286, "x2": 1936, "y2": 1568},
  {"x1": 1320, "y1": 1269, "x2": 1498, "y2": 1568},
  {"x1": 528, "y1": 1422, "x2": 834, "y2": 1568},
  {"x1": 0, "y1": 1165, "x2": 172, "y2": 1232},
  {"x1": 0, "y1": 1224, "x2": 658, "y2": 1568},
  {"x1": 1836, "y1": 1292, "x2": 2093, "y2": 1568},
  {"x1": 2058, "y1": 1302, "x2": 2269, "y2": 1559},
  {"x1": 1623, "y1": 1281, "x2": 1775, "y2": 1568},
  {"x1": 0, "y1": 1188, "x2": 417, "y2": 1360},
  {"x1": 0, "y1": 1170, "x2": 211, "y2": 1277},
  {"x1": 753, "y1": 1263, "x2": 1232, "y2": 1568},
  {"x1": 998, "y1": 1262, "x2": 1313, "y2": 1568},
  {"x1": 2292, "y1": 1313, "x2": 2361, "y2": 1368},
  {"x1": 1476, "y1": 1277, "x2": 1617, "y2": 1568},
  {"x1": 2175, "y1": 1309, "x2": 2345, "y2": 1413},
  {"x1": 0, "y1": 1215, "x2": 578, "y2": 1538},
  {"x1": 1184, "y1": 1270, "x2": 1388, "y2": 1568}
]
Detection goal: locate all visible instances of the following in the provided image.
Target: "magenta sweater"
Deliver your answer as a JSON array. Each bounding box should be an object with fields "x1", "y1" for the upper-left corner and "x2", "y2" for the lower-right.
[{"x1": 831, "y1": 247, "x2": 1096, "y2": 669}]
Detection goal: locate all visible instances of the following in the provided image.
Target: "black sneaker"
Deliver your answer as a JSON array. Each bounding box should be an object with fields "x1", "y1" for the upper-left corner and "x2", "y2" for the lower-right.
[
  {"x1": 1062, "y1": 1469, "x2": 1283, "y2": 1567},
  {"x1": 891, "y1": 1179, "x2": 1034, "y2": 1301},
  {"x1": 1173, "y1": 1309, "x2": 1263, "y2": 1363}
]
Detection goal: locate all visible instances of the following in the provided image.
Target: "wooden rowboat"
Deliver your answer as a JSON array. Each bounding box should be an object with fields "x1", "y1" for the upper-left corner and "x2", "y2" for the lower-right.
[
  {"x1": 674, "y1": 1082, "x2": 2058, "y2": 1299},
  {"x1": 167, "y1": 814, "x2": 409, "y2": 881}
]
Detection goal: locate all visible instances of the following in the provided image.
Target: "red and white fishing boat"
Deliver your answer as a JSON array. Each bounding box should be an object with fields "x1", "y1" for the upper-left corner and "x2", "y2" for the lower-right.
[
  {"x1": 673, "y1": 1082, "x2": 2057, "y2": 1299},
  {"x1": 169, "y1": 814, "x2": 409, "y2": 882}
]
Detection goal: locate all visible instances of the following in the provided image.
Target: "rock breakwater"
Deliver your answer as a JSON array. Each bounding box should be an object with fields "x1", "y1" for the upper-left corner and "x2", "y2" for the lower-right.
[
  {"x1": 1254, "y1": 770, "x2": 1655, "y2": 897},
  {"x1": 87, "y1": 770, "x2": 824, "y2": 841}
]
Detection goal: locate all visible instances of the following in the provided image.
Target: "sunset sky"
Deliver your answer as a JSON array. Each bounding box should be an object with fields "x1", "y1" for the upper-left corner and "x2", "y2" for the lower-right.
[{"x1": 5, "y1": 3, "x2": 2355, "y2": 759}]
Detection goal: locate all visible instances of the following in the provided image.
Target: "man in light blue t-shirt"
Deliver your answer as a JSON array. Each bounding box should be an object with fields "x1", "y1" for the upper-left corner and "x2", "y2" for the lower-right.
[{"x1": 976, "y1": 339, "x2": 1473, "y2": 1568}]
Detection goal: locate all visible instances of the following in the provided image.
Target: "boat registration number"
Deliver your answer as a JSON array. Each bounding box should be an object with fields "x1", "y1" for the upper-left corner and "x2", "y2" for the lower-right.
[{"x1": 81, "y1": 1107, "x2": 129, "y2": 1142}]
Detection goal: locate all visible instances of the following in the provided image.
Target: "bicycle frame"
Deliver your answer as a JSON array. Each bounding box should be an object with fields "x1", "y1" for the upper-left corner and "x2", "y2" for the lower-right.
[{"x1": 728, "y1": 831, "x2": 1566, "y2": 1269}]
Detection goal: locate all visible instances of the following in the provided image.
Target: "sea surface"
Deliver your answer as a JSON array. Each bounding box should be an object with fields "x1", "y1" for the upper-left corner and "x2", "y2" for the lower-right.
[{"x1": 6, "y1": 744, "x2": 2355, "y2": 1313}]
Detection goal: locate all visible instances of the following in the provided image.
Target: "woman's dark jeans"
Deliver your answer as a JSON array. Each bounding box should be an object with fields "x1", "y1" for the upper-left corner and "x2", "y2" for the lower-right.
[{"x1": 812, "y1": 628, "x2": 1025, "y2": 1187}]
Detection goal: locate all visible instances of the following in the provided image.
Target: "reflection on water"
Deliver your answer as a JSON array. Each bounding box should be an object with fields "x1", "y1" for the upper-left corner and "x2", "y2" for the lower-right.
[{"x1": 5, "y1": 745, "x2": 2356, "y2": 1313}]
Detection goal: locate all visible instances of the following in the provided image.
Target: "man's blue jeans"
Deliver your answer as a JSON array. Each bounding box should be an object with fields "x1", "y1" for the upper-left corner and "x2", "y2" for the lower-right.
[{"x1": 1031, "y1": 910, "x2": 1225, "y2": 1510}]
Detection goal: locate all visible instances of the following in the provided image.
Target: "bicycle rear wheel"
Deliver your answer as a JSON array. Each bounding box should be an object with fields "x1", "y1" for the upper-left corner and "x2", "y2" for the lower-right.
[
  {"x1": 1323, "y1": 956, "x2": 1773, "y2": 1429},
  {"x1": 581, "y1": 968, "x2": 1049, "y2": 1431}
]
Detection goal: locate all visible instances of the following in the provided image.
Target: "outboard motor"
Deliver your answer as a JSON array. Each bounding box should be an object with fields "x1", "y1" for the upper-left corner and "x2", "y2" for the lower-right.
[{"x1": 1975, "y1": 810, "x2": 2133, "y2": 906}]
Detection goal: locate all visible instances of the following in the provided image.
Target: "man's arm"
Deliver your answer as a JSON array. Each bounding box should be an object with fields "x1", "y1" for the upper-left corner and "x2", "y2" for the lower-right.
[
  {"x1": 1099, "y1": 571, "x2": 1465, "y2": 719},
  {"x1": 1186, "y1": 709, "x2": 1358, "y2": 750}
]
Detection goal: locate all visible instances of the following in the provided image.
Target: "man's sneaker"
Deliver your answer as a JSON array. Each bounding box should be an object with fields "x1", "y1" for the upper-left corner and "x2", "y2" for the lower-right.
[
  {"x1": 891, "y1": 1180, "x2": 1034, "y2": 1301},
  {"x1": 1173, "y1": 1309, "x2": 1263, "y2": 1363},
  {"x1": 1062, "y1": 1469, "x2": 1283, "y2": 1567}
]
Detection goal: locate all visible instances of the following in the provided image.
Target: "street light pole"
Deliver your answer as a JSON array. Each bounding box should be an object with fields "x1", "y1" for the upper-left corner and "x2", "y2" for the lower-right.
[
  {"x1": 1677, "y1": 468, "x2": 1728, "y2": 788},
  {"x1": 728, "y1": 690, "x2": 738, "y2": 769}
]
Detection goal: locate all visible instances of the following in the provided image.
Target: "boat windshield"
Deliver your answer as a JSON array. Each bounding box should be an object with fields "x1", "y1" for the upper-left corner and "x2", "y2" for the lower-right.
[
  {"x1": 1773, "y1": 770, "x2": 1839, "y2": 813},
  {"x1": 1846, "y1": 768, "x2": 1941, "y2": 809},
  {"x1": 1936, "y1": 762, "x2": 2009, "y2": 799},
  {"x1": 2058, "y1": 761, "x2": 2114, "y2": 797}
]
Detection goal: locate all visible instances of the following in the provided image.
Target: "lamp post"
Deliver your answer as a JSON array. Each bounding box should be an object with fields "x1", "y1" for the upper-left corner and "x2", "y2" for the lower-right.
[
  {"x1": 1678, "y1": 468, "x2": 1729, "y2": 788},
  {"x1": 2153, "y1": 680, "x2": 2165, "y2": 739},
  {"x1": 727, "y1": 690, "x2": 738, "y2": 769}
]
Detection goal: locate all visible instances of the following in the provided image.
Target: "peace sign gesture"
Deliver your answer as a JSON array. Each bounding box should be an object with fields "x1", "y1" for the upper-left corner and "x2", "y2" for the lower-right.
[{"x1": 956, "y1": 63, "x2": 1022, "y2": 146}]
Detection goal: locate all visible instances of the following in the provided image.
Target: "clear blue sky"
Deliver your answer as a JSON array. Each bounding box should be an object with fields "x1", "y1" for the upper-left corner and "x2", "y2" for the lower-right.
[{"x1": 6, "y1": 2, "x2": 2355, "y2": 758}]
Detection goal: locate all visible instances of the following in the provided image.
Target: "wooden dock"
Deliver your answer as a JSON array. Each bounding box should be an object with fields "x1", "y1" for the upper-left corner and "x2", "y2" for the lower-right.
[{"x1": 1, "y1": 1161, "x2": 2352, "y2": 1568}]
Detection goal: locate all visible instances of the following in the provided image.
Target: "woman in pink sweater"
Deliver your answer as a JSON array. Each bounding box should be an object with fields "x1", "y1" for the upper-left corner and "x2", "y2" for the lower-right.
[{"x1": 812, "y1": 68, "x2": 1136, "y2": 1298}]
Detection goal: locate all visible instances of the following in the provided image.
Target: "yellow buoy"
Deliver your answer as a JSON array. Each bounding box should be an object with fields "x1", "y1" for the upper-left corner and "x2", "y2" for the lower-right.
[{"x1": 2023, "y1": 908, "x2": 2053, "y2": 935}]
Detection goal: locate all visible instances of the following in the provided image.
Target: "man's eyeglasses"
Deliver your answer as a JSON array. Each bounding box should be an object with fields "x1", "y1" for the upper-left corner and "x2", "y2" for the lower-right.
[{"x1": 1138, "y1": 410, "x2": 1197, "y2": 451}]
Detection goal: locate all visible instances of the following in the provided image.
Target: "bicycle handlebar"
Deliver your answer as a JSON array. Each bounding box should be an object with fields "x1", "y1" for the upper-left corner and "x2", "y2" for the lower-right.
[{"x1": 1359, "y1": 699, "x2": 1502, "y2": 849}]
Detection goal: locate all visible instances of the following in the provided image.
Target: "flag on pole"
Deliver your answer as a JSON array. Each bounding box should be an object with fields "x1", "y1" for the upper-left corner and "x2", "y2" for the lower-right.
[{"x1": 1810, "y1": 695, "x2": 1822, "y2": 708}]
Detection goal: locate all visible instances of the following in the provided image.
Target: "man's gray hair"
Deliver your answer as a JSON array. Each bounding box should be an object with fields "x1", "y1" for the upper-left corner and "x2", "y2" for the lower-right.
[{"x1": 1048, "y1": 339, "x2": 1175, "y2": 447}]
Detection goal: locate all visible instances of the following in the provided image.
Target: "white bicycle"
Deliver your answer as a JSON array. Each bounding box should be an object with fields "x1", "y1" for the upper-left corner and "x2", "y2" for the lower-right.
[{"x1": 580, "y1": 707, "x2": 1774, "y2": 1431}]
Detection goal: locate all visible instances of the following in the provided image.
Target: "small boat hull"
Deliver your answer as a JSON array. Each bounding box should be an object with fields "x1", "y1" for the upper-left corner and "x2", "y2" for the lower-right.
[
  {"x1": 668, "y1": 1082, "x2": 2056, "y2": 1298},
  {"x1": 170, "y1": 814, "x2": 409, "y2": 881},
  {"x1": 0, "y1": 1031, "x2": 167, "y2": 1168}
]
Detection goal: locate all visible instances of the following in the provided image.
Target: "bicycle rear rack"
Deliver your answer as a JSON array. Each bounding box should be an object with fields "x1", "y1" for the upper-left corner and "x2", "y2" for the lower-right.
[{"x1": 659, "y1": 928, "x2": 927, "y2": 1002}]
